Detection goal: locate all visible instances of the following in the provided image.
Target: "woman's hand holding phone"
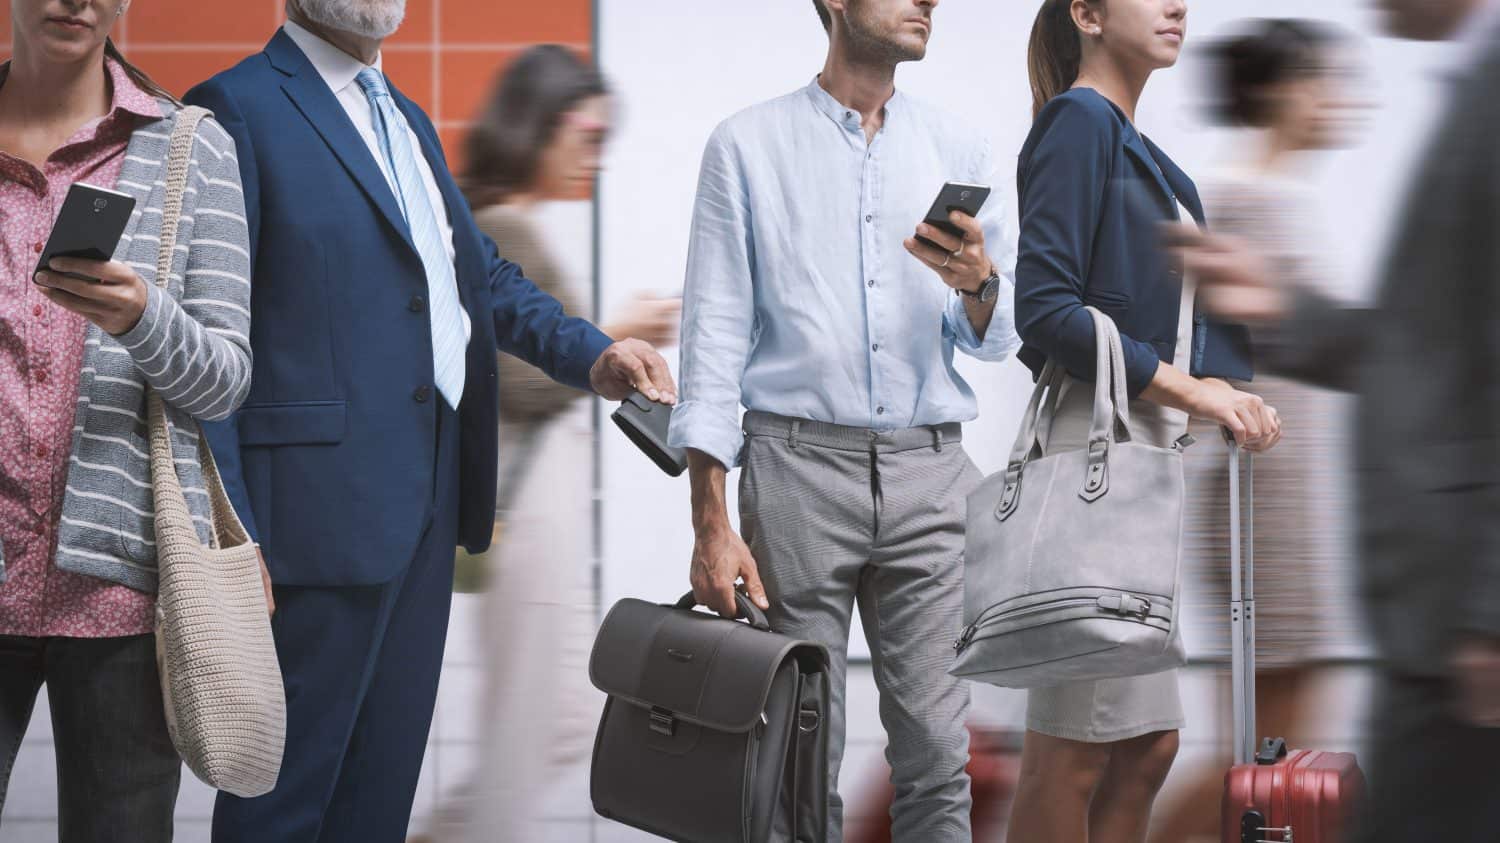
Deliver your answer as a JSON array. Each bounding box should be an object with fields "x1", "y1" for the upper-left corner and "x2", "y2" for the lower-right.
[{"x1": 33, "y1": 257, "x2": 149, "y2": 337}]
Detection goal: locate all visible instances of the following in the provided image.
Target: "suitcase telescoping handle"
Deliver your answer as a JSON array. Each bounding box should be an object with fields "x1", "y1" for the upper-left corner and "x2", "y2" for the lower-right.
[{"x1": 1227, "y1": 438, "x2": 1258, "y2": 767}]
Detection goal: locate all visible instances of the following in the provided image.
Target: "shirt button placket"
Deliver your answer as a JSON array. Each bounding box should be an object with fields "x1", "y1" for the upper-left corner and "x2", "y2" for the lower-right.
[{"x1": 861, "y1": 149, "x2": 884, "y2": 428}]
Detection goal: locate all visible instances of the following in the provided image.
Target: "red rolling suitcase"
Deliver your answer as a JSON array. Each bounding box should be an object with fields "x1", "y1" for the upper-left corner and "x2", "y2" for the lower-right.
[{"x1": 1220, "y1": 445, "x2": 1366, "y2": 843}]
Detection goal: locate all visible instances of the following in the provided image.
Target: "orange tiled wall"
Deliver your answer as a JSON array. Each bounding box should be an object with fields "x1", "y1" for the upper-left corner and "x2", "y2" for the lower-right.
[{"x1": 0, "y1": 0, "x2": 592, "y2": 172}]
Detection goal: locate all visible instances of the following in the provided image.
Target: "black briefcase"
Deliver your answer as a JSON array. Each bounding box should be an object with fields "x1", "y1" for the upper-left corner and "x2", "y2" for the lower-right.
[{"x1": 590, "y1": 593, "x2": 831, "y2": 842}]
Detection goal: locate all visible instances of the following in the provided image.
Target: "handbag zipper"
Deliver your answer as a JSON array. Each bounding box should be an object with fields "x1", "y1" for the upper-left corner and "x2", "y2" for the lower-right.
[
  {"x1": 955, "y1": 593, "x2": 1159, "y2": 653},
  {"x1": 955, "y1": 597, "x2": 1100, "y2": 652}
]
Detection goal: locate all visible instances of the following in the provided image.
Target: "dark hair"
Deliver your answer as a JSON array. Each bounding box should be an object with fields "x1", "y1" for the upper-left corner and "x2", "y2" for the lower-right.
[
  {"x1": 1209, "y1": 19, "x2": 1346, "y2": 127},
  {"x1": 104, "y1": 38, "x2": 180, "y2": 106},
  {"x1": 1028, "y1": 0, "x2": 1097, "y2": 119},
  {"x1": 813, "y1": 0, "x2": 831, "y2": 33},
  {"x1": 462, "y1": 45, "x2": 608, "y2": 207}
]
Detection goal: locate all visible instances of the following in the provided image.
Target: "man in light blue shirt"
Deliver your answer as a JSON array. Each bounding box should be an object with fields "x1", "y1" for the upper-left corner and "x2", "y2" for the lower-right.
[{"x1": 669, "y1": 1, "x2": 1019, "y2": 838}]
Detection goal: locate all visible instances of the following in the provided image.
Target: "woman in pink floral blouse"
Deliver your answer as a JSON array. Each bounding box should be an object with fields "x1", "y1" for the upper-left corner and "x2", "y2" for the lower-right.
[{"x1": 0, "y1": 1, "x2": 257, "y2": 837}]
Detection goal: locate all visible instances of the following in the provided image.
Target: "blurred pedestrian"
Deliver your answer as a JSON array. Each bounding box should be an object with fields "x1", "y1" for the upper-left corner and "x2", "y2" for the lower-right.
[
  {"x1": 418, "y1": 45, "x2": 678, "y2": 843},
  {"x1": 0, "y1": 0, "x2": 258, "y2": 837},
  {"x1": 1006, "y1": 1, "x2": 1281, "y2": 841},
  {"x1": 1150, "y1": 18, "x2": 1367, "y2": 842},
  {"x1": 1181, "y1": 2, "x2": 1500, "y2": 840}
]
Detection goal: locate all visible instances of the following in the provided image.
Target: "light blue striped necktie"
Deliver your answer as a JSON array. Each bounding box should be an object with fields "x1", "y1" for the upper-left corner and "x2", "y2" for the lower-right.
[{"x1": 356, "y1": 67, "x2": 467, "y2": 409}]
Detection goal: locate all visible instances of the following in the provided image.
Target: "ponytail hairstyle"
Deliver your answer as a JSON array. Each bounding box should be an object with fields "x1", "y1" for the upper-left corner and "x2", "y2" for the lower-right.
[
  {"x1": 1028, "y1": 0, "x2": 1098, "y2": 118},
  {"x1": 104, "y1": 37, "x2": 181, "y2": 106}
]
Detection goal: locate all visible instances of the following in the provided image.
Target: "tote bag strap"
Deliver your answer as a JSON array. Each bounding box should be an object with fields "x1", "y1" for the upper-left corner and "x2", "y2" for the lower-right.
[
  {"x1": 1084, "y1": 306, "x2": 1131, "y2": 448},
  {"x1": 997, "y1": 305, "x2": 1133, "y2": 517},
  {"x1": 1002, "y1": 306, "x2": 1131, "y2": 468},
  {"x1": 145, "y1": 107, "x2": 252, "y2": 553}
]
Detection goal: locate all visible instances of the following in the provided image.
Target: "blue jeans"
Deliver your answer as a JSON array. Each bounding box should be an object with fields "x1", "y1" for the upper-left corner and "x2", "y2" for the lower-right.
[{"x1": 0, "y1": 633, "x2": 181, "y2": 842}]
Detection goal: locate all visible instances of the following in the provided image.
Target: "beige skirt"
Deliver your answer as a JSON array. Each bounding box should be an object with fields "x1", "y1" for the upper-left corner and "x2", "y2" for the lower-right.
[{"x1": 1024, "y1": 374, "x2": 1188, "y2": 743}]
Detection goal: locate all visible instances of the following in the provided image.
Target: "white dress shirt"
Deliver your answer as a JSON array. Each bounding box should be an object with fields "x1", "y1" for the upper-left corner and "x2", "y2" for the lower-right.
[{"x1": 283, "y1": 19, "x2": 470, "y2": 342}]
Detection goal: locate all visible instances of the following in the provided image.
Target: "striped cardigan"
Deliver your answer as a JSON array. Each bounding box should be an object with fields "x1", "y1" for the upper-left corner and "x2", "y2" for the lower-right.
[{"x1": 4, "y1": 103, "x2": 254, "y2": 593}]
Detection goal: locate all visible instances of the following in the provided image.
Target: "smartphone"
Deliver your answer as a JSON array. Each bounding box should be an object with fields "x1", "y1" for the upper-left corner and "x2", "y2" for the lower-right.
[
  {"x1": 34, "y1": 183, "x2": 136, "y2": 283},
  {"x1": 916, "y1": 181, "x2": 991, "y2": 251}
]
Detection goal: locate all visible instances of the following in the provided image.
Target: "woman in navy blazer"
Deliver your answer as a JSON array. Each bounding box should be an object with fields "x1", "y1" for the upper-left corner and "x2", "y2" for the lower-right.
[{"x1": 1006, "y1": 2, "x2": 1282, "y2": 841}]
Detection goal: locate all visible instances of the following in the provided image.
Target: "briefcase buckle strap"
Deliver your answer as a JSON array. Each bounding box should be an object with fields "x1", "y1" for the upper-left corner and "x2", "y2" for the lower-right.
[
  {"x1": 798, "y1": 708, "x2": 821, "y2": 733},
  {"x1": 649, "y1": 706, "x2": 677, "y2": 736}
]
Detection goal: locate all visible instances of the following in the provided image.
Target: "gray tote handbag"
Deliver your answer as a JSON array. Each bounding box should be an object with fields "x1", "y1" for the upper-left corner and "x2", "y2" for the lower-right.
[{"x1": 951, "y1": 307, "x2": 1190, "y2": 688}]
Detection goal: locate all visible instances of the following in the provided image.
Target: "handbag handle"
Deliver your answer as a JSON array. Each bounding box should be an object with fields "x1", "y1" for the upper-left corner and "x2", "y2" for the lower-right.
[
  {"x1": 996, "y1": 306, "x2": 1131, "y2": 519},
  {"x1": 674, "y1": 592, "x2": 772, "y2": 632},
  {"x1": 1084, "y1": 306, "x2": 1132, "y2": 445}
]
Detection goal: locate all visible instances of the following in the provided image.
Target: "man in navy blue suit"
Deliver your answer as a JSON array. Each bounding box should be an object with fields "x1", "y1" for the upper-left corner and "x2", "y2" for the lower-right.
[{"x1": 185, "y1": 2, "x2": 675, "y2": 839}]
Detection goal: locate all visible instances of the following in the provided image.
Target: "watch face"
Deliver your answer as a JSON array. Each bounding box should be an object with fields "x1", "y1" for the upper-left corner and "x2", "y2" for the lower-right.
[{"x1": 979, "y1": 273, "x2": 1000, "y2": 303}]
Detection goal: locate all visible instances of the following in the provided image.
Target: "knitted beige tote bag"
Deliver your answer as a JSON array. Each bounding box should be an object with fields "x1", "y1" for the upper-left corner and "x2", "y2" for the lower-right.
[{"x1": 150, "y1": 106, "x2": 286, "y2": 798}]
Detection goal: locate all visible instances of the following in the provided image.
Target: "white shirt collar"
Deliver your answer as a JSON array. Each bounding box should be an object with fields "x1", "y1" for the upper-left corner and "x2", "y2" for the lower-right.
[{"x1": 283, "y1": 18, "x2": 383, "y2": 94}]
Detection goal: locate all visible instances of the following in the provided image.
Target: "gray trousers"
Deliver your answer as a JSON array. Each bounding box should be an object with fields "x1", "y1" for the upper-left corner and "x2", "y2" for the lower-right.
[{"x1": 739, "y1": 412, "x2": 977, "y2": 842}]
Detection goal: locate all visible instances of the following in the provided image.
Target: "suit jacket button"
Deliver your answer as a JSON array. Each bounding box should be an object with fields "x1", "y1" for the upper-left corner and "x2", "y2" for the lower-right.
[
  {"x1": 409, "y1": 296, "x2": 426, "y2": 313},
  {"x1": 413, "y1": 386, "x2": 431, "y2": 403}
]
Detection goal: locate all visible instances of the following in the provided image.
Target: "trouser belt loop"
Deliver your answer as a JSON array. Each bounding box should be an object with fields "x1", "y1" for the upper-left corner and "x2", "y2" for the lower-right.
[
  {"x1": 933, "y1": 427, "x2": 944, "y2": 453},
  {"x1": 789, "y1": 419, "x2": 801, "y2": 450}
]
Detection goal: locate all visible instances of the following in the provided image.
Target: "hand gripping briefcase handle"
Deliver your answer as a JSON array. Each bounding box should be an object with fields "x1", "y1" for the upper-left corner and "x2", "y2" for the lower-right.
[{"x1": 673, "y1": 591, "x2": 772, "y2": 631}]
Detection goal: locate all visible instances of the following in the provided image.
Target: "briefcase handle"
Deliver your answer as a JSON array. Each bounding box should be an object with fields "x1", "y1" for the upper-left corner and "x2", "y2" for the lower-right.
[{"x1": 674, "y1": 592, "x2": 773, "y2": 632}]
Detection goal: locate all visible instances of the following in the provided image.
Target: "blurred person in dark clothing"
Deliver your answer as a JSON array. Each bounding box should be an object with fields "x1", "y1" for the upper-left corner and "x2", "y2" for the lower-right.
[
  {"x1": 1178, "y1": 1, "x2": 1500, "y2": 840},
  {"x1": 1151, "y1": 19, "x2": 1368, "y2": 843},
  {"x1": 416, "y1": 45, "x2": 677, "y2": 843}
]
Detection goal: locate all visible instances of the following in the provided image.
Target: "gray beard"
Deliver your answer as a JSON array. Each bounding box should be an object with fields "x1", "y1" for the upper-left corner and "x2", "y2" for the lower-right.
[{"x1": 297, "y1": 0, "x2": 406, "y2": 39}]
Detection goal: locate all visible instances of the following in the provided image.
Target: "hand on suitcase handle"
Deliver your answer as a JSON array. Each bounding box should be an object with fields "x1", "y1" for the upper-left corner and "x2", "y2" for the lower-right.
[{"x1": 1190, "y1": 380, "x2": 1281, "y2": 452}]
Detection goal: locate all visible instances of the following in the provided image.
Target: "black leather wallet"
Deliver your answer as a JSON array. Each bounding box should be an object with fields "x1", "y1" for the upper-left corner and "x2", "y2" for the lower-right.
[{"x1": 611, "y1": 392, "x2": 687, "y2": 477}]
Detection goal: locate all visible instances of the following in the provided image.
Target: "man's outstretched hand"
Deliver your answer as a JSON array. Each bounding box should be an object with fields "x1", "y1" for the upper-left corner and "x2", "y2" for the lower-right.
[{"x1": 590, "y1": 338, "x2": 678, "y2": 404}]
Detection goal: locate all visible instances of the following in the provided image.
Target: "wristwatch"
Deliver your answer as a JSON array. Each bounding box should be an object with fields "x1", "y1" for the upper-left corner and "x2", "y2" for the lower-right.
[{"x1": 958, "y1": 268, "x2": 1002, "y2": 304}]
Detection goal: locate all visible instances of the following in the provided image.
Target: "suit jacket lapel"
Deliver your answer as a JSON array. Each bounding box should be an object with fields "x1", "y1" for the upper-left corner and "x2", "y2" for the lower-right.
[
  {"x1": 1121, "y1": 129, "x2": 1177, "y2": 213},
  {"x1": 1142, "y1": 135, "x2": 1205, "y2": 225},
  {"x1": 265, "y1": 30, "x2": 418, "y2": 258}
]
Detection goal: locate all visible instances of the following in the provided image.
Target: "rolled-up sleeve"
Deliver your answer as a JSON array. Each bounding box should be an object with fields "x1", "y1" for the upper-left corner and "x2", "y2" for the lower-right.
[
  {"x1": 945, "y1": 140, "x2": 1021, "y2": 362},
  {"x1": 1015, "y1": 98, "x2": 1160, "y2": 396},
  {"x1": 667, "y1": 125, "x2": 755, "y2": 470}
]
